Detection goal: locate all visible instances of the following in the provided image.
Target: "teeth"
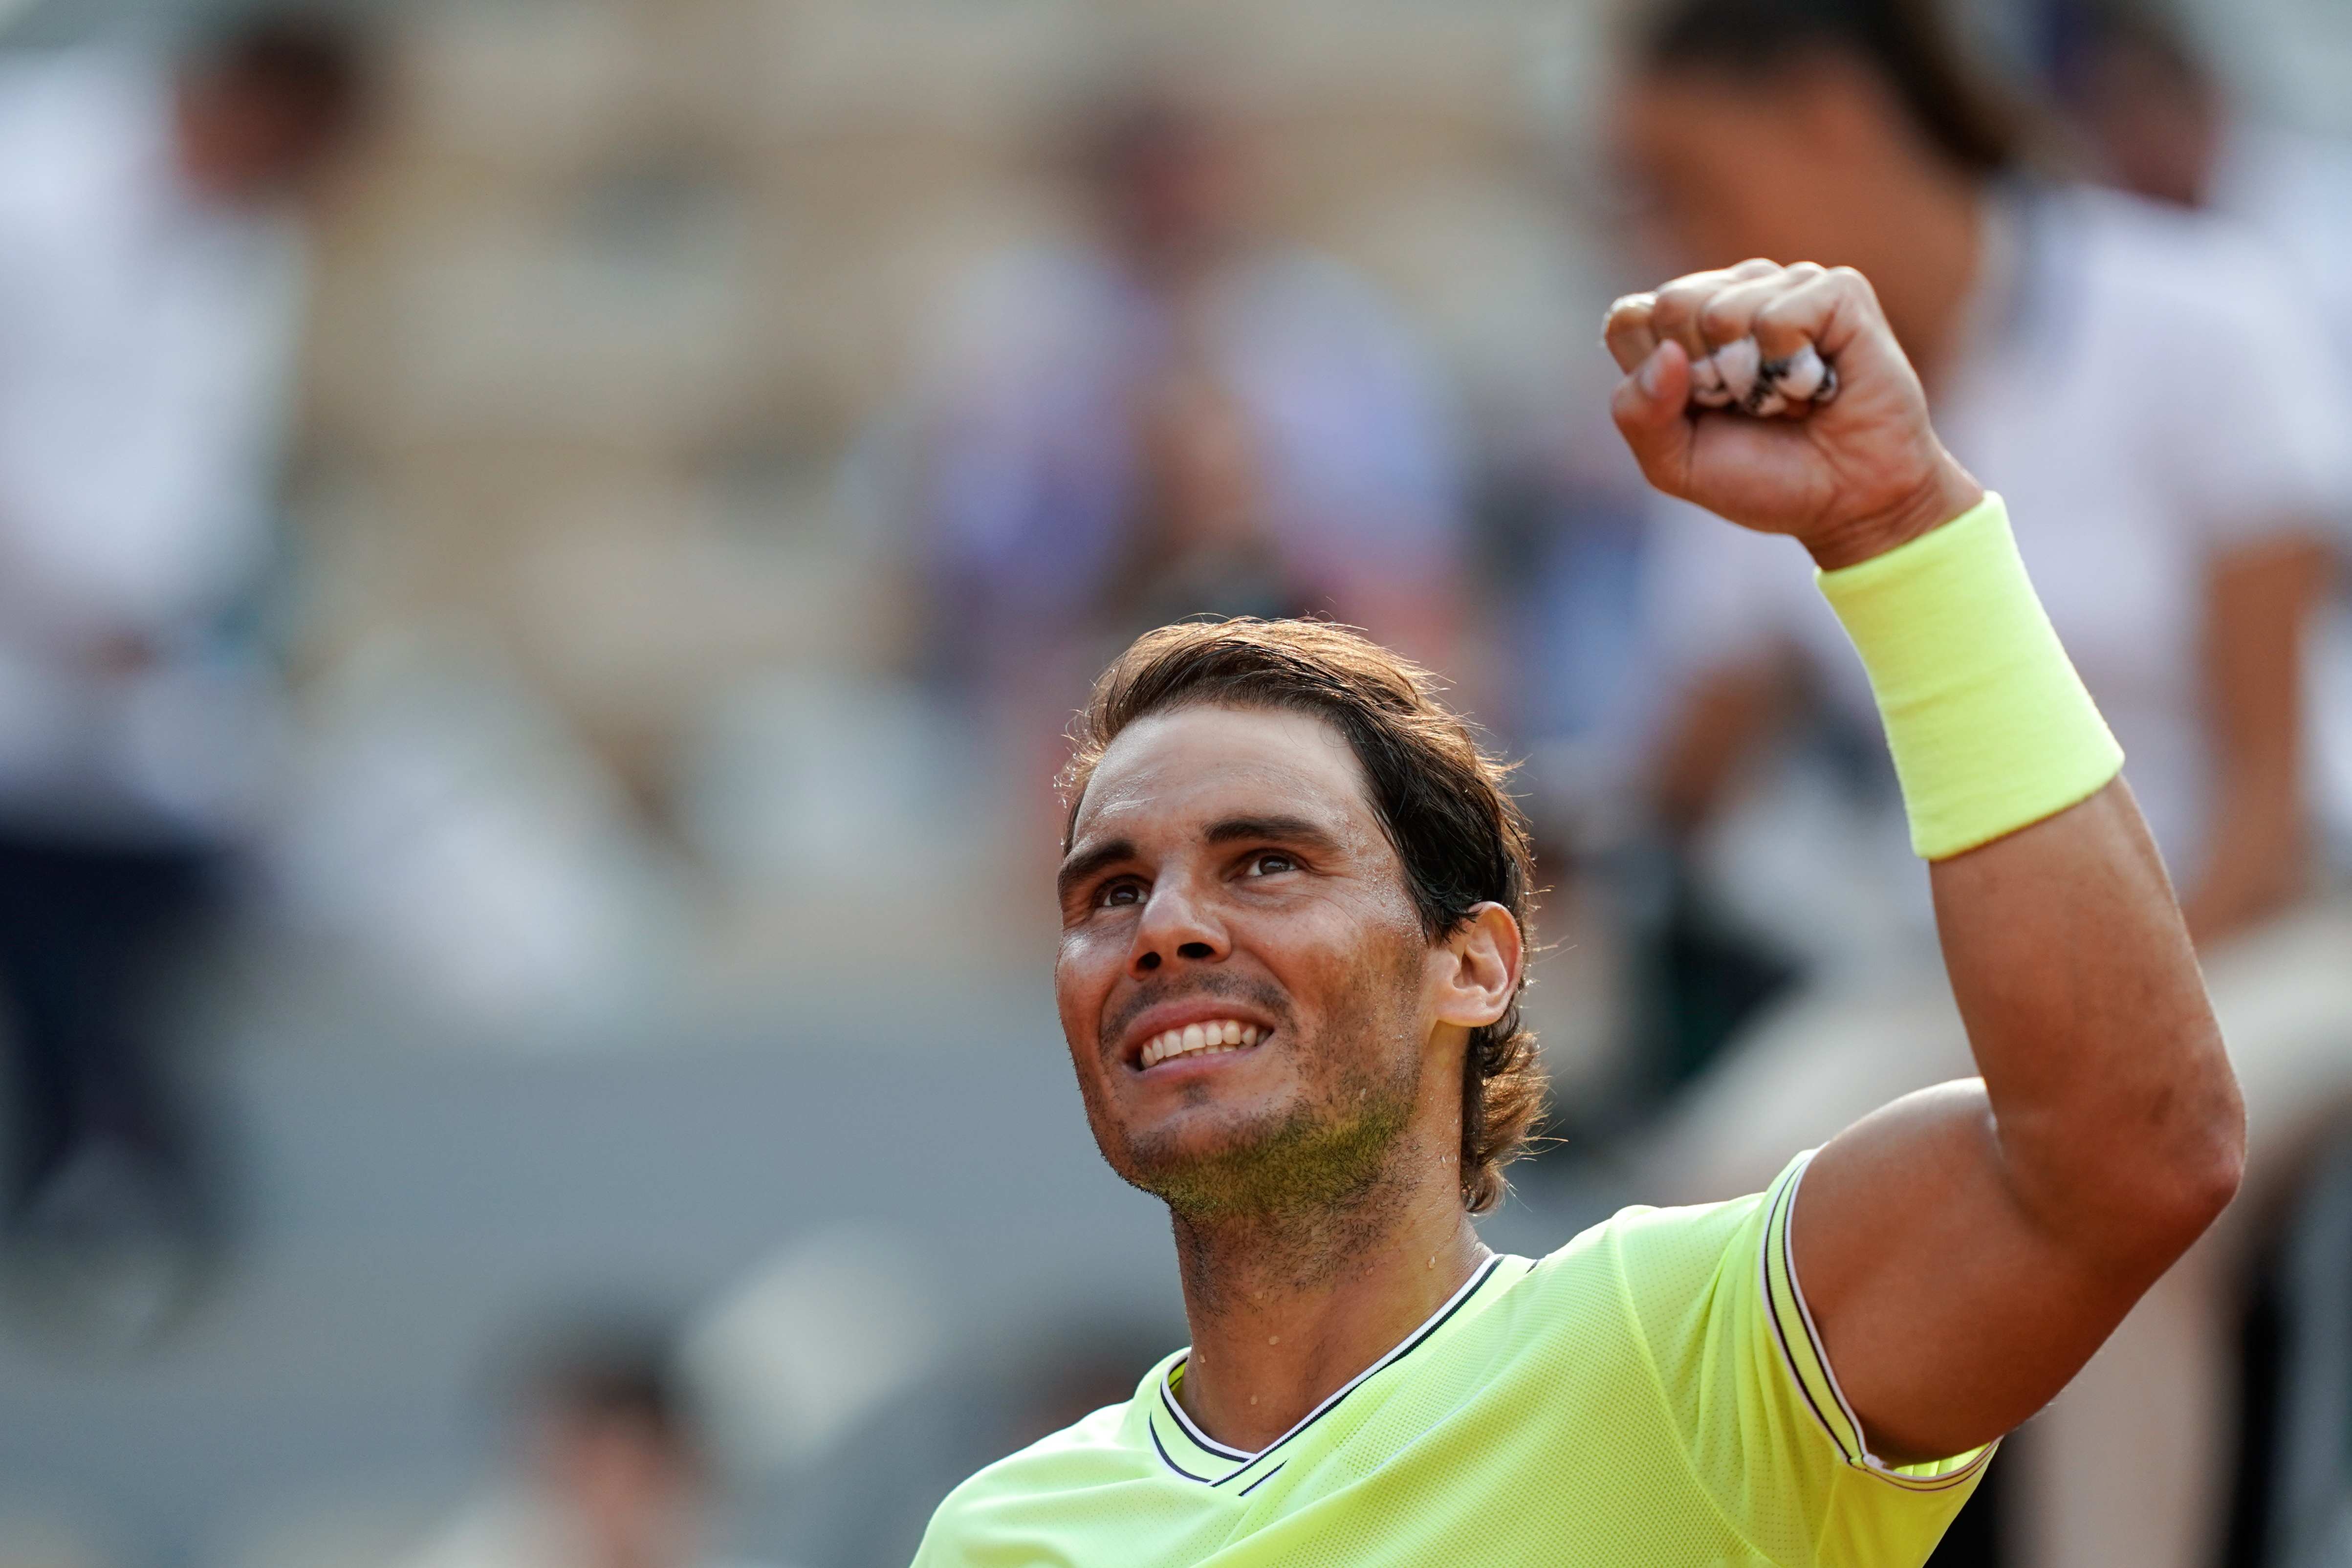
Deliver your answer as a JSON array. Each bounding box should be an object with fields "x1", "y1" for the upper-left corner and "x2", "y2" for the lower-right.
[{"x1": 1139, "y1": 1020, "x2": 1266, "y2": 1069}]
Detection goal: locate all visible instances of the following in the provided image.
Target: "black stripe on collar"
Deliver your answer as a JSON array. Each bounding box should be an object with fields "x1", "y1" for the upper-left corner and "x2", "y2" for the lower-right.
[{"x1": 1149, "y1": 1253, "x2": 1511, "y2": 1485}]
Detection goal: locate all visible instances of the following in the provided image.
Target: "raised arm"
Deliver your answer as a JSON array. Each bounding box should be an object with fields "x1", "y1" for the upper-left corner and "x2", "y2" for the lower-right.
[{"x1": 1605, "y1": 261, "x2": 2244, "y2": 1463}]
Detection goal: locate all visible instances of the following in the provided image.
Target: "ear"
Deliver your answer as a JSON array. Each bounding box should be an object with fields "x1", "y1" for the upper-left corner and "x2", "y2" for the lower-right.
[{"x1": 1429, "y1": 902, "x2": 1523, "y2": 1031}]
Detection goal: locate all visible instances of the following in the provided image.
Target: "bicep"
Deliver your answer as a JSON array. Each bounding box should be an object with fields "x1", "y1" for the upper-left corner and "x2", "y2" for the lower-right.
[
  {"x1": 1789, "y1": 1081, "x2": 2134, "y2": 1464},
  {"x1": 1786, "y1": 779, "x2": 2234, "y2": 1463}
]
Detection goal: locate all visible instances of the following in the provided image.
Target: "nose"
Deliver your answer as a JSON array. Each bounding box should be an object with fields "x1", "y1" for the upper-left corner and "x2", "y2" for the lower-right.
[{"x1": 1128, "y1": 874, "x2": 1228, "y2": 977}]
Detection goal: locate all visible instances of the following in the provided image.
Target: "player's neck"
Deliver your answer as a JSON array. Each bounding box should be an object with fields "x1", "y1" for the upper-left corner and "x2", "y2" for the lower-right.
[{"x1": 1167, "y1": 1138, "x2": 1488, "y2": 1453}]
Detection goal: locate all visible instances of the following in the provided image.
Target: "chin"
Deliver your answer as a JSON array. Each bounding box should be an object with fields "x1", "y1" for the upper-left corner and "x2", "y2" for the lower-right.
[
  {"x1": 1093, "y1": 1096, "x2": 1286, "y2": 1189},
  {"x1": 1100, "y1": 1095, "x2": 1412, "y2": 1221}
]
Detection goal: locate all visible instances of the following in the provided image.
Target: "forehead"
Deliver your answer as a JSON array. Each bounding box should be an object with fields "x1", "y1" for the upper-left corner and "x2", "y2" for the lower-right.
[
  {"x1": 1069, "y1": 704, "x2": 1381, "y2": 846},
  {"x1": 1621, "y1": 67, "x2": 1797, "y2": 143}
]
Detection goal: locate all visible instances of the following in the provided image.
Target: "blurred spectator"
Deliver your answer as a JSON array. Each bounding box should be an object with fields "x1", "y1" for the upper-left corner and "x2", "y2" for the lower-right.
[
  {"x1": 2043, "y1": 0, "x2": 2352, "y2": 873},
  {"x1": 2044, "y1": 0, "x2": 2352, "y2": 459},
  {"x1": 911, "y1": 72, "x2": 1468, "y2": 789},
  {"x1": 2042, "y1": 5, "x2": 2352, "y2": 1558},
  {"x1": 0, "y1": 11, "x2": 370, "y2": 1347},
  {"x1": 2045, "y1": 0, "x2": 2352, "y2": 349},
  {"x1": 397, "y1": 1324, "x2": 785, "y2": 1568},
  {"x1": 1606, "y1": 0, "x2": 2352, "y2": 1564},
  {"x1": 2043, "y1": 0, "x2": 2219, "y2": 208}
]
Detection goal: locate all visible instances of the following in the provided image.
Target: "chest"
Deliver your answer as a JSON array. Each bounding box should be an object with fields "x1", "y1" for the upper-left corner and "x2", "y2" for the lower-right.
[{"x1": 971, "y1": 1362, "x2": 1766, "y2": 1567}]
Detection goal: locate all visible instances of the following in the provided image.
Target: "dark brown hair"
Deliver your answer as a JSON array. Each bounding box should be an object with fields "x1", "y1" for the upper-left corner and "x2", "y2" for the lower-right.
[
  {"x1": 507, "y1": 1320, "x2": 698, "y2": 1459},
  {"x1": 1633, "y1": 0, "x2": 2028, "y2": 175},
  {"x1": 2044, "y1": 0, "x2": 2211, "y2": 99},
  {"x1": 1059, "y1": 619, "x2": 1544, "y2": 1214},
  {"x1": 191, "y1": 9, "x2": 374, "y2": 145}
]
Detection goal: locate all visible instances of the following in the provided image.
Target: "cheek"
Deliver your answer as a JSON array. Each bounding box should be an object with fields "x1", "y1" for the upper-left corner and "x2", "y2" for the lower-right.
[
  {"x1": 1278, "y1": 908, "x2": 1428, "y2": 1028},
  {"x1": 1054, "y1": 934, "x2": 1116, "y2": 1041}
]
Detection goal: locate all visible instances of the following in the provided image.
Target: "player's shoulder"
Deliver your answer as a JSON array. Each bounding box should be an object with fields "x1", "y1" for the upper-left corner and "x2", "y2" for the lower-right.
[
  {"x1": 1530, "y1": 1178, "x2": 1793, "y2": 1372},
  {"x1": 1578, "y1": 1185, "x2": 1769, "y2": 1268},
  {"x1": 959, "y1": 1390, "x2": 1144, "y2": 1490},
  {"x1": 916, "y1": 1372, "x2": 1156, "y2": 1537},
  {"x1": 1514, "y1": 1183, "x2": 1774, "y2": 1326}
]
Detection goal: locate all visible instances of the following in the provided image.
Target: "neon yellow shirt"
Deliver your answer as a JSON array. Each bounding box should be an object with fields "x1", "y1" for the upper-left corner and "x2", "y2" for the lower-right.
[{"x1": 913, "y1": 1154, "x2": 1989, "y2": 1567}]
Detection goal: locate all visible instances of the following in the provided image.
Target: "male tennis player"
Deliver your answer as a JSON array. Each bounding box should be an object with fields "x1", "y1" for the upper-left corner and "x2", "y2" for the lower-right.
[{"x1": 910, "y1": 261, "x2": 2244, "y2": 1567}]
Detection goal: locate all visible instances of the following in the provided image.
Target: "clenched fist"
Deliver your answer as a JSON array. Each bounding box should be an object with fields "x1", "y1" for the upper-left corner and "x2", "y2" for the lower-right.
[{"x1": 1604, "y1": 260, "x2": 1985, "y2": 569}]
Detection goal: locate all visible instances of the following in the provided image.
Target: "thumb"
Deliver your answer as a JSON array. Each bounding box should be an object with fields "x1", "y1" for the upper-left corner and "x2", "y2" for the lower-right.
[{"x1": 1611, "y1": 340, "x2": 1693, "y2": 494}]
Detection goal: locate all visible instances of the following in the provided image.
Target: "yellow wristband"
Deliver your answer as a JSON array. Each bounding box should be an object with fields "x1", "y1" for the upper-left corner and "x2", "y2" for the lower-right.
[{"x1": 1816, "y1": 492, "x2": 2122, "y2": 860}]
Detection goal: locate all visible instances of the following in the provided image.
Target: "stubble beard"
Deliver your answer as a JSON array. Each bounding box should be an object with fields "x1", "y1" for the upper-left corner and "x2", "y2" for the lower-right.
[
  {"x1": 1129, "y1": 1033, "x2": 1419, "y2": 1222},
  {"x1": 1082, "y1": 958, "x2": 1429, "y2": 1296}
]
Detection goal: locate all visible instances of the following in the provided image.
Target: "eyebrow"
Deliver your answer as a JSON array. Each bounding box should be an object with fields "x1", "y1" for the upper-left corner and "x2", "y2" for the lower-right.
[
  {"x1": 1054, "y1": 815, "x2": 1348, "y2": 905},
  {"x1": 1057, "y1": 837, "x2": 1136, "y2": 904},
  {"x1": 1201, "y1": 814, "x2": 1348, "y2": 857}
]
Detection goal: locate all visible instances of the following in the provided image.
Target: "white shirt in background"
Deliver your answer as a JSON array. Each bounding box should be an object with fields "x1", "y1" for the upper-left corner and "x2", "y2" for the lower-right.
[
  {"x1": 2207, "y1": 122, "x2": 2352, "y2": 868},
  {"x1": 1644, "y1": 184, "x2": 2352, "y2": 944},
  {"x1": 0, "y1": 51, "x2": 304, "y2": 841}
]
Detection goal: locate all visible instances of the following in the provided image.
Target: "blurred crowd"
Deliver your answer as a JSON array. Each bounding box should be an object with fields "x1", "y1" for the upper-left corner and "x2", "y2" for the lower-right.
[{"x1": 2, "y1": 0, "x2": 2351, "y2": 1566}]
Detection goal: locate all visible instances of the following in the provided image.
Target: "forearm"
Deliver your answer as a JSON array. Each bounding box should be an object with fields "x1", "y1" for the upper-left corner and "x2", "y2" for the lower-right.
[
  {"x1": 1817, "y1": 496, "x2": 2242, "y2": 1248},
  {"x1": 1933, "y1": 780, "x2": 2241, "y2": 1259},
  {"x1": 1607, "y1": 263, "x2": 2255, "y2": 1459},
  {"x1": 1797, "y1": 503, "x2": 2241, "y2": 1460}
]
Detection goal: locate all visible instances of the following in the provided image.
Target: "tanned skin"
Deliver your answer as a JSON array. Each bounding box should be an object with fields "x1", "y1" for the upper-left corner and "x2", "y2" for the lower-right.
[
  {"x1": 1055, "y1": 260, "x2": 2242, "y2": 1465},
  {"x1": 1056, "y1": 706, "x2": 1517, "y2": 1452},
  {"x1": 1610, "y1": 261, "x2": 2241, "y2": 1461}
]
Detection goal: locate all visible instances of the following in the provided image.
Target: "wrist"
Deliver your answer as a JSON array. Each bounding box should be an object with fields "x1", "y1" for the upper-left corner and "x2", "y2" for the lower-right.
[
  {"x1": 1805, "y1": 455, "x2": 1985, "y2": 572},
  {"x1": 1816, "y1": 493, "x2": 2123, "y2": 859}
]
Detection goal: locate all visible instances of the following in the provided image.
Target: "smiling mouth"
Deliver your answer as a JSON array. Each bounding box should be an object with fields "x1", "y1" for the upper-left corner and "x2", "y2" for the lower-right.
[{"x1": 1138, "y1": 1019, "x2": 1265, "y2": 1070}]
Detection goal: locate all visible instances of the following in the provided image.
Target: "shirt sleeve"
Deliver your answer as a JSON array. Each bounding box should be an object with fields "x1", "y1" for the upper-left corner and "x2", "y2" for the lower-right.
[{"x1": 1614, "y1": 1153, "x2": 1993, "y2": 1568}]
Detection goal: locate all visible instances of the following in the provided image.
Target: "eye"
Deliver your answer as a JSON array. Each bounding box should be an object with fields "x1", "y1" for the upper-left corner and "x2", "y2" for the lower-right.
[
  {"x1": 1095, "y1": 879, "x2": 1146, "y2": 909},
  {"x1": 1243, "y1": 851, "x2": 1297, "y2": 878}
]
